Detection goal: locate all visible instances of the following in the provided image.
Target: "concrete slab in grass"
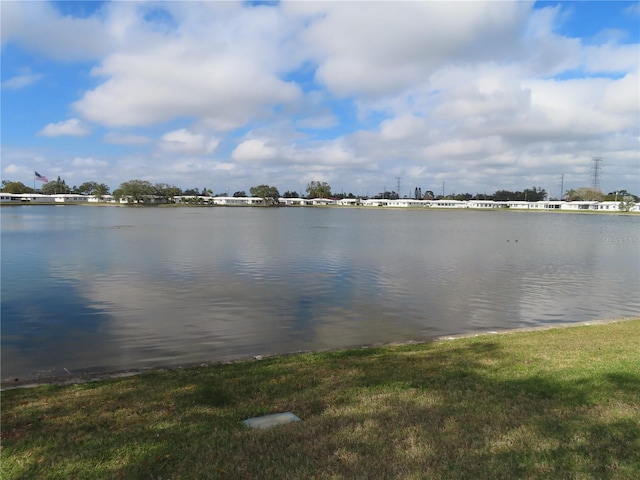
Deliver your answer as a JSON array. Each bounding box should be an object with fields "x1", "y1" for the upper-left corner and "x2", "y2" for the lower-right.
[{"x1": 242, "y1": 412, "x2": 301, "y2": 429}]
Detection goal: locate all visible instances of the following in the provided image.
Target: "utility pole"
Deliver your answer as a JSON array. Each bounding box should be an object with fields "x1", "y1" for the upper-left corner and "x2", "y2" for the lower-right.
[
  {"x1": 442, "y1": 181, "x2": 445, "y2": 198},
  {"x1": 396, "y1": 177, "x2": 401, "y2": 199},
  {"x1": 560, "y1": 174, "x2": 564, "y2": 200}
]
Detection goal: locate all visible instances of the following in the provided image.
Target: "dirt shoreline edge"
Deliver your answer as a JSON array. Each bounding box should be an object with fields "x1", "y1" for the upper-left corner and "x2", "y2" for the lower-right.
[{"x1": 3, "y1": 317, "x2": 636, "y2": 391}]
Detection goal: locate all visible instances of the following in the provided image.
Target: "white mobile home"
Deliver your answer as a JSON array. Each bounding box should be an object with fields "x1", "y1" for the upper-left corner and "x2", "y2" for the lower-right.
[
  {"x1": 212, "y1": 196, "x2": 265, "y2": 206},
  {"x1": 560, "y1": 201, "x2": 598, "y2": 211},
  {"x1": 386, "y1": 199, "x2": 427, "y2": 208},
  {"x1": 87, "y1": 195, "x2": 116, "y2": 203},
  {"x1": 468, "y1": 200, "x2": 502, "y2": 209},
  {"x1": 279, "y1": 197, "x2": 311, "y2": 206},
  {"x1": 0, "y1": 193, "x2": 55, "y2": 203},
  {"x1": 310, "y1": 198, "x2": 336, "y2": 206},
  {"x1": 429, "y1": 200, "x2": 467, "y2": 208},
  {"x1": 592, "y1": 201, "x2": 622, "y2": 211},
  {"x1": 337, "y1": 198, "x2": 359, "y2": 206},
  {"x1": 361, "y1": 199, "x2": 390, "y2": 207},
  {"x1": 53, "y1": 194, "x2": 90, "y2": 203}
]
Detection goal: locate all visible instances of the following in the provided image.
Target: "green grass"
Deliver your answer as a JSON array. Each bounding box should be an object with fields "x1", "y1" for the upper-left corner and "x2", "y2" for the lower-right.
[{"x1": 2, "y1": 320, "x2": 639, "y2": 479}]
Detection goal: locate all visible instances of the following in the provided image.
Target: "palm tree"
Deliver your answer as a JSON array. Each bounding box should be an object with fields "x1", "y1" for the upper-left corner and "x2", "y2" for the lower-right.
[{"x1": 564, "y1": 189, "x2": 578, "y2": 201}]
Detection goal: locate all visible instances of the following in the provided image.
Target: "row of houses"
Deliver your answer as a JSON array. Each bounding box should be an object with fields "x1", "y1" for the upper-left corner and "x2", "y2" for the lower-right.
[
  {"x1": 2, "y1": 192, "x2": 639, "y2": 212},
  {"x1": 0, "y1": 193, "x2": 269, "y2": 206},
  {"x1": 354, "y1": 198, "x2": 639, "y2": 212}
]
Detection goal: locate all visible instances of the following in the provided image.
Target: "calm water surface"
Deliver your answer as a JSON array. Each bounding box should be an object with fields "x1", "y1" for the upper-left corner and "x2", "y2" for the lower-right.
[{"x1": 2, "y1": 205, "x2": 639, "y2": 381}]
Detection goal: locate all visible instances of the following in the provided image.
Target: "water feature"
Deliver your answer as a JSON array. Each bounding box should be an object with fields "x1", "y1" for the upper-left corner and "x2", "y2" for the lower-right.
[{"x1": 2, "y1": 205, "x2": 638, "y2": 381}]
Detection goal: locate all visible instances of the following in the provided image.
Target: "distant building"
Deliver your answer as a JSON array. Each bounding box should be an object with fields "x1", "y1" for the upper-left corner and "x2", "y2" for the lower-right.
[{"x1": 2, "y1": 193, "x2": 638, "y2": 213}]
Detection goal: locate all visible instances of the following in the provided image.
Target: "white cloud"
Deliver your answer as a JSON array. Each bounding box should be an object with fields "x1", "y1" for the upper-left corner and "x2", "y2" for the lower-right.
[
  {"x1": 38, "y1": 118, "x2": 90, "y2": 137},
  {"x1": 1, "y1": 73, "x2": 43, "y2": 90},
  {"x1": 71, "y1": 157, "x2": 108, "y2": 168},
  {"x1": 213, "y1": 163, "x2": 236, "y2": 172},
  {"x1": 424, "y1": 137, "x2": 506, "y2": 160},
  {"x1": 624, "y1": 3, "x2": 640, "y2": 17},
  {"x1": 521, "y1": 77, "x2": 638, "y2": 135},
  {"x1": 2, "y1": 1, "x2": 639, "y2": 195},
  {"x1": 72, "y1": 3, "x2": 303, "y2": 128},
  {"x1": 600, "y1": 72, "x2": 640, "y2": 115},
  {"x1": 74, "y1": 48, "x2": 300, "y2": 128},
  {"x1": 300, "y1": 2, "x2": 532, "y2": 97},
  {"x1": 380, "y1": 115, "x2": 427, "y2": 141},
  {"x1": 158, "y1": 129, "x2": 219, "y2": 155},
  {"x1": 232, "y1": 139, "x2": 278, "y2": 163},
  {"x1": 103, "y1": 132, "x2": 151, "y2": 146},
  {"x1": 1, "y1": 1, "x2": 110, "y2": 61},
  {"x1": 583, "y1": 42, "x2": 640, "y2": 73},
  {"x1": 3, "y1": 164, "x2": 26, "y2": 175}
]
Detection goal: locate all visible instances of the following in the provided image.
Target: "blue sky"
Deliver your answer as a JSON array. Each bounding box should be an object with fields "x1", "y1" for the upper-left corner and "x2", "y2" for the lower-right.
[{"x1": 2, "y1": 1, "x2": 638, "y2": 197}]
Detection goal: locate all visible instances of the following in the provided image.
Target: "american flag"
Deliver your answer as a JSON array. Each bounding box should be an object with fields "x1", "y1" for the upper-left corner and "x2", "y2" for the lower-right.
[{"x1": 35, "y1": 171, "x2": 49, "y2": 182}]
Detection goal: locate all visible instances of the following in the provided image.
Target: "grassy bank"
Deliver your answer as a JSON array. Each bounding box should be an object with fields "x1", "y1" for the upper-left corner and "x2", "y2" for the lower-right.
[{"x1": 2, "y1": 320, "x2": 639, "y2": 479}]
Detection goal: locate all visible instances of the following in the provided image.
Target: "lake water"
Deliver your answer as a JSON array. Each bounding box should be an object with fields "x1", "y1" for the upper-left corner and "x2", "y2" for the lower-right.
[{"x1": 2, "y1": 205, "x2": 639, "y2": 382}]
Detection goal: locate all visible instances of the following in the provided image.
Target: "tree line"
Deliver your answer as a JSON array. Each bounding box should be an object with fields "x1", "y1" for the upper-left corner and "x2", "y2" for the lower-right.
[
  {"x1": 0, "y1": 178, "x2": 335, "y2": 202},
  {"x1": 2, "y1": 178, "x2": 637, "y2": 203},
  {"x1": 2, "y1": 178, "x2": 110, "y2": 196}
]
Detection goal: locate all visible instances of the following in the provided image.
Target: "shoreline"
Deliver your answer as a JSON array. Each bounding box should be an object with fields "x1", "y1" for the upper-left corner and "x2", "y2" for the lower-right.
[{"x1": 3, "y1": 316, "x2": 636, "y2": 391}]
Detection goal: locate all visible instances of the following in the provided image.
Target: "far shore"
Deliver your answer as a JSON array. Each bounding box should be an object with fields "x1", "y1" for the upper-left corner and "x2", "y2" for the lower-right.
[{"x1": 2, "y1": 201, "x2": 639, "y2": 215}]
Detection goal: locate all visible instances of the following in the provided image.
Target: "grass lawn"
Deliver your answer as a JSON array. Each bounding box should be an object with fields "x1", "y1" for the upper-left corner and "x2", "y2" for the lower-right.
[{"x1": 2, "y1": 319, "x2": 639, "y2": 479}]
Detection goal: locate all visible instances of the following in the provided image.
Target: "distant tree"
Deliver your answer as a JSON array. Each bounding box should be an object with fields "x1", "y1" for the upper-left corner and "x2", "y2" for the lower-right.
[
  {"x1": 619, "y1": 197, "x2": 636, "y2": 212},
  {"x1": 523, "y1": 186, "x2": 546, "y2": 202},
  {"x1": 77, "y1": 181, "x2": 111, "y2": 196},
  {"x1": 574, "y1": 187, "x2": 604, "y2": 201},
  {"x1": 41, "y1": 176, "x2": 71, "y2": 195},
  {"x1": 93, "y1": 183, "x2": 110, "y2": 199},
  {"x1": 233, "y1": 191, "x2": 247, "y2": 197},
  {"x1": 454, "y1": 193, "x2": 473, "y2": 201},
  {"x1": 306, "y1": 181, "x2": 331, "y2": 199},
  {"x1": 77, "y1": 181, "x2": 97, "y2": 194},
  {"x1": 375, "y1": 191, "x2": 398, "y2": 200},
  {"x1": 115, "y1": 180, "x2": 154, "y2": 203},
  {"x1": 493, "y1": 189, "x2": 546, "y2": 202},
  {"x1": 492, "y1": 190, "x2": 510, "y2": 201},
  {"x1": 1, "y1": 181, "x2": 34, "y2": 193},
  {"x1": 183, "y1": 188, "x2": 200, "y2": 196},
  {"x1": 564, "y1": 189, "x2": 578, "y2": 201},
  {"x1": 282, "y1": 190, "x2": 299, "y2": 198},
  {"x1": 154, "y1": 183, "x2": 181, "y2": 203},
  {"x1": 605, "y1": 190, "x2": 638, "y2": 202},
  {"x1": 249, "y1": 185, "x2": 280, "y2": 204},
  {"x1": 423, "y1": 190, "x2": 435, "y2": 200}
]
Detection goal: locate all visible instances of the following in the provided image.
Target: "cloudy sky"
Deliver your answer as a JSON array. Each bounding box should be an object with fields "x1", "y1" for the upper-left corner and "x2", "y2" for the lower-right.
[{"x1": 2, "y1": 1, "x2": 639, "y2": 197}]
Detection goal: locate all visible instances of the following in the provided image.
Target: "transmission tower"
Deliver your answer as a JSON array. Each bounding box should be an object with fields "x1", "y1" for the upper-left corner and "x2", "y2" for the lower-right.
[
  {"x1": 591, "y1": 157, "x2": 602, "y2": 190},
  {"x1": 396, "y1": 177, "x2": 401, "y2": 199}
]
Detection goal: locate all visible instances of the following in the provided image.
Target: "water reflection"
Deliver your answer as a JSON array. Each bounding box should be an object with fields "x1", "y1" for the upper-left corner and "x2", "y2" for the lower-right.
[{"x1": 2, "y1": 206, "x2": 639, "y2": 381}]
